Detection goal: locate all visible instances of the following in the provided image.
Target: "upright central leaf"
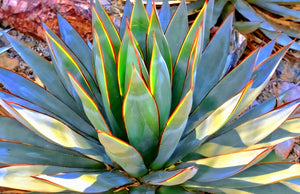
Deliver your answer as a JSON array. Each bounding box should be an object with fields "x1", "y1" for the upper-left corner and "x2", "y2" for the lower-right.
[
  {"x1": 123, "y1": 67, "x2": 159, "y2": 164},
  {"x1": 130, "y1": 0, "x2": 149, "y2": 56},
  {"x1": 147, "y1": 4, "x2": 172, "y2": 79}
]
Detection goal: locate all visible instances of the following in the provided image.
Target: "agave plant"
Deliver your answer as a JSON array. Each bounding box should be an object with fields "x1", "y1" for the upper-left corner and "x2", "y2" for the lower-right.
[{"x1": 0, "y1": 0, "x2": 299, "y2": 193}]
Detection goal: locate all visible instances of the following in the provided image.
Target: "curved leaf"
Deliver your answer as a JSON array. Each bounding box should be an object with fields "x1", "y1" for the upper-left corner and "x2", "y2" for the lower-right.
[
  {"x1": 35, "y1": 171, "x2": 132, "y2": 193},
  {"x1": 147, "y1": 4, "x2": 172, "y2": 78},
  {"x1": 93, "y1": 28, "x2": 125, "y2": 138},
  {"x1": 186, "y1": 147, "x2": 271, "y2": 182},
  {"x1": 189, "y1": 162, "x2": 300, "y2": 188},
  {"x1": 0, "y1": 141, "x2": 101, "y2": 168},
  {"x1": 123, "y1": 67, "x2": 159, "y2": 163},
  {"x1": 186, "y1": 48, "x2": 259, "y2": 134},
  {"x1": 234, "y1": 21, "x2": 262, "y2": 34},
  {"x1": 98, "y1": 131, "x2": 147, "y2": 177},
  {"x1": 198, "y1": 100, "x2": 300, "y2": 157},
  {"x1": 150, "y1": 90, "x2": 193, "y2": 170},
  {"x1": 94, "y1": 0, "x2": 121, "y2": 51},
  {"x1": 68, "y1": 73, "x2": 111, "y2": 134},
  {"x1": 120, "y1": 0, "x2": 132, "y2": 38},
  {"x1": 248, "y1": 117, "x2": 300, "y2": 150},
  {"x1": 0, "y1": 165, "x2": 84, "y2": 192},
  {"x1": 0, "y1": 68, "x2": 97, "y2": 138},
  {"x1": 193, "y1": 13, "x2": 233, "y2": 110},
  {"x1": 130, "y1": 0, "x2": 149, "y2": 56},
  {"x1": 43, "y1": 24, "x2": 102, "y2": 106},
  {"x1": 159, "y1": 0, "x2": 172, "y2": 32},
  {"x1": 195, "y1": 82, "x2": 250, "y2": 141},
  {"x1": 118, "y1": 26, "x2": 149, "y2": 97},
  {"x1": 57, "y1": 13, "x2": 94, "y2": 80},
  {"x1": 143, "y1": 166, "x2": 198, "y2": 186},
  {"x1": 4, "y1": 34, "x2": 81, "y2": 115},
  {"x1": 228, "y1": 43, "x2": 291, "y2": 122},
  {"x1": 165, "y1": 0, "x2": 189, "y2": 66},
  {"x1": 149, "y1": 35, "x2": 171, "y2": 130},
  {"x1": 172, "y1": 2, "x2": 206, "y2": 109},
  {"x1": 0, "y1": 117, "x2": 82, "y2": 156},
  {"x1": 0, "y1": 99, "x2": 112, "y2": 165}
]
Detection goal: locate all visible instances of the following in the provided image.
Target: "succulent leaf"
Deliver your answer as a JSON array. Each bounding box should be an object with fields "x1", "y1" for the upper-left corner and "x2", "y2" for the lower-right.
[
  {"x1": 186, "y1": 147, "x2": 271, "y2": 182},
  {"x1": 165, "y1": 0, "x2": 189, "y2": 66},
  {"x1": 159, "y1": 0, "x2": 172, "y2": 32},
  {"x1": 143, "y1": 166, "x2": 198, "y2": 186},
  {"x1": 172, "y1": 2, "x2": 206, "y2": 109},
  {"x1": 0, "y1": 117, "x2": 83, "y2": 156},
  {"x1": 93, "y1": 0, "x2": 121, "y2": 51},
  {"x1": 130, "y1": 0, "x2": 149, "y2": 56},
  {"x1": 43, "y1": 24, "x2": 101, "y2": 105},
  {"x1": 0, "y1": 99, "x2": 111, "y2": 164},
  {"x1": 149, "y1": 34, "x2": 171, "y2": 130},
  {"x1": 120, "y1": 0, "x2": 132, "y2": 38},
  {"x1": 0, "y1": 68, "x2": 97, "y2": 138},
  {"x1": 35, "y1": 171, "x2": 132, "y2": 193},
  {"x1": 187, "y1": 48, "x2": 259, "y2": 135},
  {"x1": 123, "y1": 66, "x2": 159, "y2": 163},
  {"x1": 0, "y1": 165, "x2": 78, "y2": 192},
  {"x1": 192, "y1": 12, "x2": 233, "y2": 110},
  {"x1": 98, "y1": 131, "x2": 148, "y2": 177},
  {"x1": 57, "y1": 13, "x2": 94, "y2": 80},
  {"x1": 198, "y1": 100, "x2": 300, "y2": 157},
  {"x1": 147, "y1": 4, "x2": 172, "y2": 78},
  {"x1": 68, "y1": 72, "x2": 111, "y2": 135},
  {"x1": 93, "y1": 24, "x2": 125, "y2": 138},
  {"x1": 0, "y1": 0, "x2": 299, "y2": 192},
  {"x1": 150, "y1": 89, "x2": 193, "y2": 170},
  {"x1": 4, "y1": 34, "x2": 81, "y2": 115},
  {"x1": 195, "y1": 81, "x2": 251, "y2": 141},
  {"x1": 186, "y1": 162, "x2": 300, "y2": 188},
  {"x1": 118, "y1": 25, "x2": 149, "y2": 97}
]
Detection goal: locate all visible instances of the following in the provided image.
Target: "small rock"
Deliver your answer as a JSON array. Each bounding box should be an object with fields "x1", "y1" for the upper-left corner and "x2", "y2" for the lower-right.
[{"x1": 0, "y1": 53, "x2": 19, "y2": 70}]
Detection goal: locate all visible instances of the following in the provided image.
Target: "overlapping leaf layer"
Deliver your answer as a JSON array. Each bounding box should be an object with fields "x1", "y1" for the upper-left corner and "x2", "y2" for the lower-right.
[{"x1": 0, "y1": 0, "x2": 299, "y2": 193}]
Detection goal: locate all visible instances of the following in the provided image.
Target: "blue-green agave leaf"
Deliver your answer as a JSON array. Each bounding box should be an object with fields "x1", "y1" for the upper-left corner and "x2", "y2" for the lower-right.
[
  {"x1": 98, "y1": 131, "x2": 148, "y2": 177},
  {"x1": 4, "y1": 34, "x2": 82, "y2": 115},
  {"x1": 68, "y1": 72, "x2": 111, "y2": 135},
  {"x1": 0, "y1": 99, "x2": 112, "y2": 165},
  {"x1": 234, "y1": 21, "x2": 262, "y2": 34},
  {"x1": 159, "y1": 0, "x2": 172, "y2": 32},
  {"x1": 43, "y1": 24, "x2": 103, "y2": 106},
  {"x1": 120, "y1": 0, "x2": 132, "y2": 38},
  {"x1": 186, "y1": 147, "x2": 271, "y2": 182},
  {"x1": 150, "y1": 90, "x2": 193, "y2": 170},
  {"x1": 147, "y1": 3, "x2": 172, "y2": 79},
  {"x1": 123, "y1": 66, "x2": 159, "y2": 164},
  {"x1": 198, "y1": 100, "x2": 299, "y2": 157},
  {"x1": 57, "y1": 13, "x2": 94, "y2": 80},
  {"x1": 130, "y1": 0, "x2": 149, "y2": 56},
  {"x1": 149, "y1": 34, "x2": 171, "y2": 130},
  {"x1": 93, "y1": 21, "x2": 125, "y2": 138},
  {"x1": 172, "y1": 2, "x2": 206, "y2": 109},
  {"x1": 0, "y1": 68, "x2": 97, "y2": 139},
  {"x1": 185, "y1": 162, "x2": 300, "y2": 188},
  {"x1": 165, "y1": 0, "x2": 189, "y2": 66},
  {"x1": 143, "y1": 166, "x2": 198, "y2": 186},
  {"x1": 187, "y1": 48, "x2": 259, "y2": 135},
  {"x1": 35, "y1": 171, "x2": 132, "y2": 193},
  {"x1": 0, "y1": 165, "x2": 89, "y2": 192},
  {"x1": 94, "y1": 0, "x2": 121, "y2": 51},
  {"x1": 0, "y1": 116, "x2": 83, "y2": 156},
  {"x1": 192, "y1": 12, "x2": 233, "y2": 110}
]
